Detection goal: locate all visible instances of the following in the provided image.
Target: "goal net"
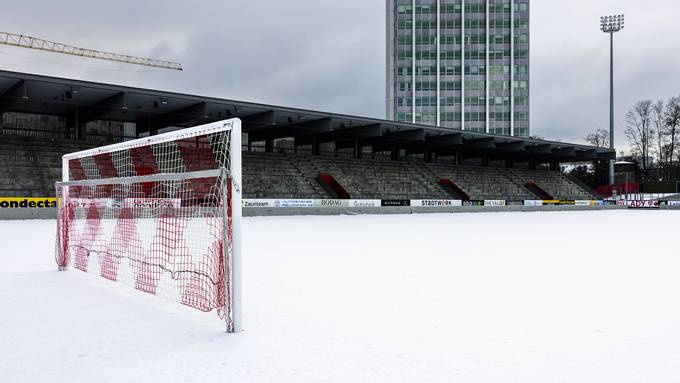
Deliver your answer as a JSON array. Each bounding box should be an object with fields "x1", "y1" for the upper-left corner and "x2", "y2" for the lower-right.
[{"x1": 54, "y1": 119, "x2": 242, "y2": 332}]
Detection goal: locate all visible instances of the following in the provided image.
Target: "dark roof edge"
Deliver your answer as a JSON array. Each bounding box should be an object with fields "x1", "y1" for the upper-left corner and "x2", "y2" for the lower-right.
[{"x1": 0, "y1": 69, "x2": 614, "y2": 155}]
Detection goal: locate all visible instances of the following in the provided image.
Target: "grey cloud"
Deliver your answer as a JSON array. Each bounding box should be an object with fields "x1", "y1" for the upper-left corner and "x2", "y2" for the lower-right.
[{"x1": 1, "y1": 0, "x2": 679, "y2": 153}]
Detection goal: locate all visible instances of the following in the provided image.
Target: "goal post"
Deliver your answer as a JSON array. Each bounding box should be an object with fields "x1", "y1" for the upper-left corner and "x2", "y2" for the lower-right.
[{"x1": 54, "y1": 119, "x2": 242, "y2": 333}]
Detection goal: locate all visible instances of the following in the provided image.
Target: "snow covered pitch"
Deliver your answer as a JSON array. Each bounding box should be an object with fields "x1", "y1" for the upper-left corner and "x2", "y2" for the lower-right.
[{"x1": 1, "y1": 210, "x2": 679, "y2": 382}]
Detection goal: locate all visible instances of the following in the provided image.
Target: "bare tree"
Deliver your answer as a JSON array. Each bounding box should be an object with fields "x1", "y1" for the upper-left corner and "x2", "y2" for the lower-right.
[
  {"x1": 585, "y1": 128, "x2": 610, "y2": 148},
  {"x1": 625, "y1": 100, "x2": 655, "y2": 175},
  {"x1": 664, "y1": 96, "x2": 680, "y2": 167},
  {"x1": 583, "y1": 128, "x2": 611, "y2": 187},
  {"x1": 652, "y1": 100, "x2": 666, "y2": 167}
]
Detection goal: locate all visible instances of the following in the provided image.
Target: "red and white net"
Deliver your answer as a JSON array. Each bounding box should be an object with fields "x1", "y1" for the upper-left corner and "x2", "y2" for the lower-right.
[{"x1": 55, "y1": 121, "x2": 239, "y2": 330}]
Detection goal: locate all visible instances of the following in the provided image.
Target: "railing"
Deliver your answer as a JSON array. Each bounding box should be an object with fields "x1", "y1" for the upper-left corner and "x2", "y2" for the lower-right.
[
  {"x1": 0, "y1": 126, "x2": 69, "y2": 139},
  {"x1": 318, "y1": 173, "x2": 350, "y2": 199}
]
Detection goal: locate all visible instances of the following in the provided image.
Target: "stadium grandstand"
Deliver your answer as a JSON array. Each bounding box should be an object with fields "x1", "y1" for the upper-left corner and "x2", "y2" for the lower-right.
[{"x1": 0, "y1": 70, "x2": 614, "y2": 202}]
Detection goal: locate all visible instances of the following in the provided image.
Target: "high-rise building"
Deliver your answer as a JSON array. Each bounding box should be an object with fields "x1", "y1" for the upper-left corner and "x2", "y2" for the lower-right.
[{"x1": 386, "y1": 0, "x2": 530, "y2": 137}]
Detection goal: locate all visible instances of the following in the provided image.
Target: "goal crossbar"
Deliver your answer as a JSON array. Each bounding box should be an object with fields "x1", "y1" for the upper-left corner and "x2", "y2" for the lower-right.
[
  {"x1": 56, "y1": 169, "x2": 224, "y2": 188},
  {"x1": 62, "y1": 120, "x2": 238, "y2": 162}
]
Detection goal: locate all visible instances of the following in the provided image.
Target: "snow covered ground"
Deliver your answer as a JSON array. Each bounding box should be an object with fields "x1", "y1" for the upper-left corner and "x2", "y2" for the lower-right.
[{"x1": 1, "y1": 210, "x2": 680, "y2": 383}]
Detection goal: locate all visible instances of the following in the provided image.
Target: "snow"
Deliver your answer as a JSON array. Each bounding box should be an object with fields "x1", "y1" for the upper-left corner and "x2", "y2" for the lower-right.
[{"x1": 1, "y1": 210, "x2": 680, "y2": 383}]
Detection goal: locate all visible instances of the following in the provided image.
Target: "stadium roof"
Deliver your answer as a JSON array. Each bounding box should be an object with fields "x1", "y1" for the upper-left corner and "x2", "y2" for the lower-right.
[{"x1": 0, "y1": 70, "x2": 615, "y2": 163}]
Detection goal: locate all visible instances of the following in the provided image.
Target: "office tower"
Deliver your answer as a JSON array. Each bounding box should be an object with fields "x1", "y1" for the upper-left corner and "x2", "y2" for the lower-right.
[{"x1": 386, "y1": 0, "x2": 530, "y2": 137}]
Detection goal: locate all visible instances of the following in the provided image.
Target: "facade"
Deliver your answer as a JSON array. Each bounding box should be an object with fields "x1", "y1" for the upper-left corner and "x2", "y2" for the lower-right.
[{"x1": 386, "y1": 0, "x2": 530, "y2": 137}]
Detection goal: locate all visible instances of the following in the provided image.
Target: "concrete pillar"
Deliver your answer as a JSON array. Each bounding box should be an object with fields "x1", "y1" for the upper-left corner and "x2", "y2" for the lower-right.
[
  {"x1": 67, "y1": 110, "x2": 86, "y2": 140},
  {"x1": 312, "y1": 135, "x2": 320, "y2": 156},
  {"x1": 64, "y1": 120, "x2": 71, "y2": 139},
  {"x1": 391, "y1": 145, "x2": 399, "y2": 161},
  {"x1": 506, "y1": 156, "x2": 514, "y2": 168},
  {"x1": 265, "y1": 139, "x2": 273, "y2": 153},
  {"x1": 481, "y1": 155, "x2": 489, "y2": 167}
]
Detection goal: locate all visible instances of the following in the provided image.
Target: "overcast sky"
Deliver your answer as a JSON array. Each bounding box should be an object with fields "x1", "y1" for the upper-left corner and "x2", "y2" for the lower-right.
[{"x1": 2, "y1": 0, "x2": 680, "y2": 152}]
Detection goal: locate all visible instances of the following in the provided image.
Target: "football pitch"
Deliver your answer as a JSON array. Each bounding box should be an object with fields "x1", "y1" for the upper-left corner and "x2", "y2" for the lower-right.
[{"x1": 1, "y1": 210, "x2": 679, "y2": 383}]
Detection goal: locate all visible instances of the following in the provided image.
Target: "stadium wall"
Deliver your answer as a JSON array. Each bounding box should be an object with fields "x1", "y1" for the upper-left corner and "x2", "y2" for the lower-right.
[{"x1": 11, "y1": 200, "x2": 680, "y2": 220}]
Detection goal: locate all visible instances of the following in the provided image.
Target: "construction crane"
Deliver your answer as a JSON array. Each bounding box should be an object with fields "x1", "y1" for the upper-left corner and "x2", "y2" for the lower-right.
[{"x1": 0, "y1": 31, "x2": 183, "y2": 71}]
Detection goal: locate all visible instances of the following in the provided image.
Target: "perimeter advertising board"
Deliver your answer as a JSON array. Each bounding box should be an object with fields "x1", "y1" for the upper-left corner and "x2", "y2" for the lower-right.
[
  {"x1": 411, "y1": 200, "x2": 463, "y2": 207},
  {"x1": 243, "y1": 199, "x2": 314, "y2": 208},
  {"x1": 626, "y1": 200, "x2": 661, "y2": 209},
  {"x1": 381, "y1": 200, "x2": 410, "y2": 207},
  {"x1": 0, "y1": 198, "x2": 57, "y2": 209},
  {"x1": 463, "y1": 200, "x2": 485, "y2": 207},
  {"x1": 313, "y1": 200, "x2": 349, "y2": 208},
  {"x1": 348, "y1": 200, "x2": 381, "y2": 208},
  {"x1": 243, "y1": 199, "x2": 381, "y2": 208}
]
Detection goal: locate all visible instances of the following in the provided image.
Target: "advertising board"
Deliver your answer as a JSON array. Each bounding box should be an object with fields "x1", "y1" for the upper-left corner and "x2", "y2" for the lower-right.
[
  {"x1": 381, "y1": 200, "x2": 410, "y2": 207},
  {"x1": 411, "y1": 200, "x2": 463, "y2": 207},
  {"x1": 627, "y1": 200, "x2": 661, "y2": 209}
]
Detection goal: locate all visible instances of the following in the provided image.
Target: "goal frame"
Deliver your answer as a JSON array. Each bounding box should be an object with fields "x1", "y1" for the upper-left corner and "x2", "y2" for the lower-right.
[{"x1": 57, "y1": 119, "x2": 242, "y2": 333}]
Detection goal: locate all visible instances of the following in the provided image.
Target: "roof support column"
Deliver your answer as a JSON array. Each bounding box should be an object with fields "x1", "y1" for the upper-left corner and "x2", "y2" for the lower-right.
[
  {"x1": 550, "y1": 161, "x2": 559, "y2": 171},
  {"x1": 506, "y1": 156, "x2": 514, "y2": 168},
  {"x1": 312, "y1": 135, "x2": 320, "y2": 156},
  {"x1": 66, "y1": 108, "x2": 85, "y2": 141}
]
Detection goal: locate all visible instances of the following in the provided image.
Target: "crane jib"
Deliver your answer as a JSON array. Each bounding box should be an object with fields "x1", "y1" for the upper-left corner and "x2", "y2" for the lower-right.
[{"x1": 0, "y1": 31, "x2": 183, "y2": 71}]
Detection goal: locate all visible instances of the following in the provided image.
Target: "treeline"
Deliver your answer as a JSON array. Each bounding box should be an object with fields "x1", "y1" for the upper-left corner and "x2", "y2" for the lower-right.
[
  {"x1": 625, "y1": 96, "x2": 680, "y2": 174},
  {"x1": 573, "y1": 95, "x2": 680, "y2": 189}
]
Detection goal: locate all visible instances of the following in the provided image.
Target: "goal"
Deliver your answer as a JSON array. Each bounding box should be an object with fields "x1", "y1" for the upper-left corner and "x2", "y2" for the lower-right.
[{"x1": 54, "y1": 119, "x2": 242, "y2": 332}]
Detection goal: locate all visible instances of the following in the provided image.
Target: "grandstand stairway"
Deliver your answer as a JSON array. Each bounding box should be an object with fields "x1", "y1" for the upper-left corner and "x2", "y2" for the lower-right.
[
  {"x1": 307, "y1": 155, "x2": 448, "y2": 200},
  {"x1": 507, "y1": 168, "x2": 594, "y2": 200},
  {"x1": 318, "y1": 173, "x2": 351, "y2": 199},
  {"x1": 424, "y1": 162, "x2": 536, "y2": 201},
  {"x1": 438, "y1": 179, "x2": 470, "y2": 201},
  {"x1": 525, "y1": 182, "x2": 554, "y2": 200},
  {"x1": 241, "y1": 152, "x2": 328, "y2": 199},
  {"x1": 417, "y1": 163, "x2": 462, "y2": 199}
]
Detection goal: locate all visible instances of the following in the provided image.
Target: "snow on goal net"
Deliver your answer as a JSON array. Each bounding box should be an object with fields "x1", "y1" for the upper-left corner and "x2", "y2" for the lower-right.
[{"x1": 54, "y1": 119, "x2": 242, "y2": 332}]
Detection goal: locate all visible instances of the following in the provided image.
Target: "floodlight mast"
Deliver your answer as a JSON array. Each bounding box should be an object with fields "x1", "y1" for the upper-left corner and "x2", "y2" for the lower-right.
[{"x1": 600, "y1": 14, "x2": 624, "y2": 185}]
